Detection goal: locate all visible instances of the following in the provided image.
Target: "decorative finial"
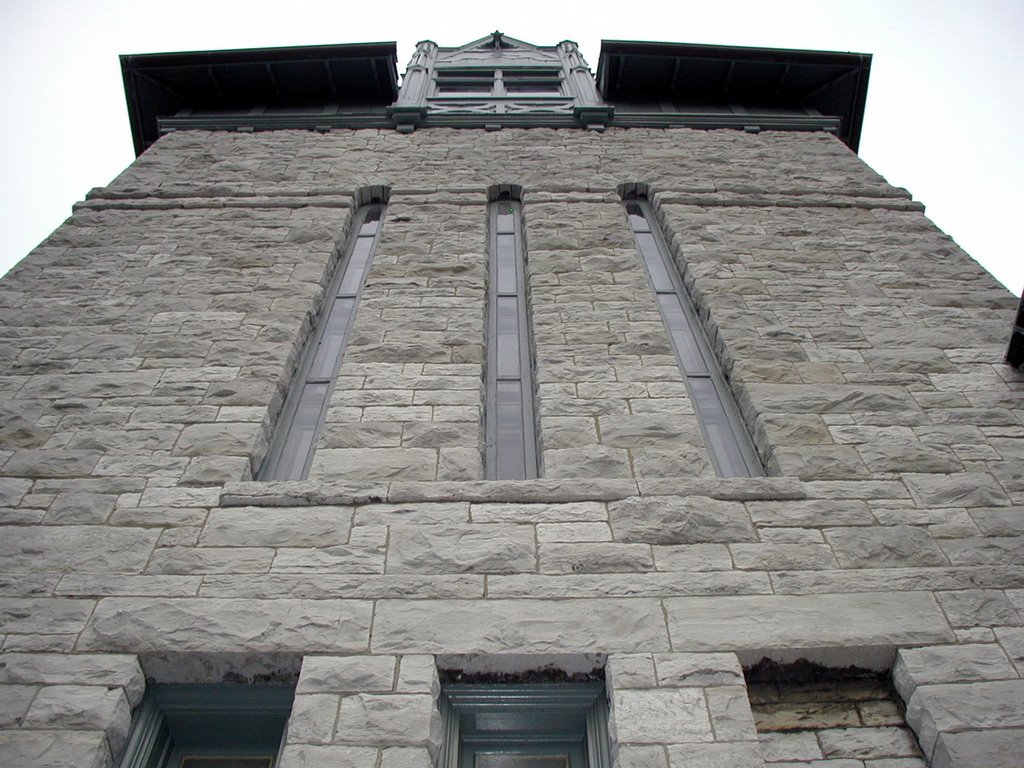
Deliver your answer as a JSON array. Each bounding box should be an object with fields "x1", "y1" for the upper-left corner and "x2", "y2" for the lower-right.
[{"x1": 491, "y1": 30, "x2": 504, "y2": 48}]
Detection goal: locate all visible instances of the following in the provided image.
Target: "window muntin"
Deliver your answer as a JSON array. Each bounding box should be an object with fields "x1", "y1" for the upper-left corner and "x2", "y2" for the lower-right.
[
  {"x1": 118, "y1": 684, "x2": 294, "y2": 768},
  {"x1": 434, "y1": 69, "x2": 562, "y2": 97},
  {"x1": 439, "y1": 683, "x2": 610, "y2": 768},
  {"x1": 486, "y1": 191, "x2": 539, "y2": 480},
  {"x1": 258, "y1": 197, "x2": 387, "y2": 480},
  {"x1": 623, "y1": 195, "x2": 764, "y2": 477}
]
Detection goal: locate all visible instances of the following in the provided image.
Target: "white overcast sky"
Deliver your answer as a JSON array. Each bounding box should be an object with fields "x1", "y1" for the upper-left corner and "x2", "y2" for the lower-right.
[{"x1": 2, "y1": 0, "x2": 1022, "y2": 296}]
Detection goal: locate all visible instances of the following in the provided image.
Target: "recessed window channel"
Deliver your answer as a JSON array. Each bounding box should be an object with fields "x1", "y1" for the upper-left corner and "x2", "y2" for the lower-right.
[
  {"x1": 439, "y1": 682, "x2": 611, "y2": 768},
  {"x1": 621, "y1": 188, "x2": 763, "y2": 477},
  {"x1": 117, "y1": 683, "x2": 295, "y2": 768},
  {"x1": 486, "y1": 185, "x2": 540, "y2": 480},
  {"x1": 258, "y1": 187, "x2": 389, "y2": 480}
]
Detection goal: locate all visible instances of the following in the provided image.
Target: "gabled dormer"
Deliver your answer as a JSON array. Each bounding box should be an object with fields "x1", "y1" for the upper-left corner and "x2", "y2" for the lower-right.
[{"x1": 388, "y1": 31, "x2": 612, "y2": 132}]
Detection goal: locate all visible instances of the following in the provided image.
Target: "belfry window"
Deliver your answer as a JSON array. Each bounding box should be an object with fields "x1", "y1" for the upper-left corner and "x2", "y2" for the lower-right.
[
  {"x1": 435, "y1": 69, "x2": 562, "y2": 96},
  {"x1": 486, "y1": 185, "x2": 540, "y2": 480},
  {"x1": 439, "y1": 682, "x2": 611, "y2": 768},
  {"x1": 621, "y1": 188, "x2": 763, "y2": 477},
  {"x1": 258, "y1": 187, "x2": 388, "y2": 480}
]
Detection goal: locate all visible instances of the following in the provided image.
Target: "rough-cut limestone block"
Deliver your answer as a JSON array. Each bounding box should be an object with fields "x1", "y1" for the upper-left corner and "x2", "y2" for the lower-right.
[
  {"x1": 608, "y1": 496, "x2": 755, "y2": 544},
  {"x1": 613, "y1": 688, "x2": 711, "y2": 744},
  {"x1": 903, "y1": 472, "x2": 1010, "y2": 508},
  {"x1": 935, "y1": 589, "x2": 1023, "y2": 628},
  {"x1": 288, "y1": 693, "x2": 339, "y2": 744},
  {"x1": 614, "y1": 745, "x2": 669, "y2": 768},
  {"x1": 0, "y1": 683, "x2": 36, "y2": 726},
  {"x1": 906, "y1": 680, "x2": 1024, "y2": 758},
  {"x1": 816, "y1": 726, "x2": 920, "y2": 759},
  {"x1": 893, "y1": 644, "x2": 1017, "y2": 698},
  {"x1": 335, "y1": 693, "x2": 438, "y2": 747},
  {"x1": 664, "y1": 592, "x2": 953, "y2": 651},
  {"x1": 706, "y1": 685, "x2": 758, "y2": 741},
  {"x1": 0, "y1": 449, "x2": 101, "y2": 478},
  {"x1": 0, "y1": 598, "x2": 96, "y2": 635},
  {"x1": 79, "y1": 598, "x2": 373, "y2": 652},
  {"x1": 824, "y1": 526, "x2": 948, "y2": 569},
  {"x1": 665, "y1": 742, "x2": 764, "y2": 768},
  {"x1": 308, "y1": 448, "x2": 438, "y2": 481},
  {"x1": 745, "y1": 384, "x2": 919, "y2": 414},
  {"x1": 0, "y1": 729, "x2": 112, "y2": 768},
  {"x1": 22, "y1": 684, "x2": 131, "y2": 756},
  {"x1": 653, "y1": 653, "x2": 745, "y2": 688},
  {"x1": 485, "y1": 570, "x2": 771, "y2": 599},
  {"x1": 757, "y1": 731, "x2": 822, "y2": 762},
  {"x1": 296, "y1": 655, "x2": 397, "y2": 693},
  {"x1": 200, "y1": 506, "x2": 354, "y2": 547},
  {"x1": 380, "y1": 746, "x2": 433, "y2": 768},
  {"x1": 172, "y1": 422, "x2": 264, "y2": 456},
  {"x1": 396, "y1": 656, "x2": 437, "y2": 694},
  {"x1": 278, "y1": 744, "x2": 378, "y2": 768},
  {"x1": 386, "y1": 523, "x2": 536, "y2": 574},
  {"x1": 539, "y1": 543, "x2": 654, "y2": 573},
  {"x1": 932, "y1": 728, "x2": 1024, "y2": 768},
  {"x1": 0, "y1": 527, "x2": 160, "y2": 573},
  {"x1": 939, "y1": 537, "x2": 1024, "y2": 566},
  {"x1": 371, "y1": 598, "x2": 669, "y2": 653},
  {"x1": 0, "y1": 652, "x2": 144, "y2": 705},
  {"x1": 606, "y1": 654, "x2": 657, "y2": 689}
]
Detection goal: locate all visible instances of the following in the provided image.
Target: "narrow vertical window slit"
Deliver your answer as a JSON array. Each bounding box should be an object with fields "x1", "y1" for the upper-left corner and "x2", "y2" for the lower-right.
[
  {"x1": 621, "y1": 188, "x2": 763, "y2": 478},
  {"x1": 486, "y1": 186, "x2": 540, "y2": 480},
  {"x1": 258, "y1": 188, "x2": 389, "y2": 480}
]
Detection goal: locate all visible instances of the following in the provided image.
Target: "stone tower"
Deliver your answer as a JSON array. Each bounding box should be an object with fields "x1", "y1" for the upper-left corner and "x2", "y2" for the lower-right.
[{"x1": 0, "y1": 33, "x2": 1021, "y2": 768}]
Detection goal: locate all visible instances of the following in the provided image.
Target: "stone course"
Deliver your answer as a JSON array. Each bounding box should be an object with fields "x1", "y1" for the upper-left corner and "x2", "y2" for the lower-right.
[{"x1": 0, "y1": 124, "x2": 1021, "y2": 766}]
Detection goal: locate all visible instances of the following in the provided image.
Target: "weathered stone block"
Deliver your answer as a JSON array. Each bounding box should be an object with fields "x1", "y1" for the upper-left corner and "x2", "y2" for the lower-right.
[
  {"x1": 372, "y1": 598, "x2": 669, "y2": 653},
  {"x1": 0, "y1": 729, "x2": 112, "y2": 768},
  {"x1": 824, "y1": 526, "x2": 947, "y2": 568},
  {"x1": 0, "y1": 652, "x2": 144, "y2": 705},
  {"x1": 297, "y1": 655, "x2": 396, "y2": 693},
  {"x1": 936, "y1": 589, "x2": 1023, "y2": 628},
  {"x1": 79, "y1": 598, "x2": 373, "y2": 652},
  {"x1": 606, "y1": 653, "x2": 657, "y2": 689},
  {"x1": 653, "y1": 653, "x2": 744, "y2": 688},
  {"x1": 308, "y1": 448, "x2": 438, "y2": 481},
  {"x1": 665, "y1": 742, "x2": 764, "y2": 768},
  {"x1": 387, "y1": 523, "x2": 536, "y2": 574},
  {"x1": 278, "y1": 744, "x2": 378, "y2": 768},
  {"x1": 200, "y1": 506, "x2": 354, "y2": 547},
  {"x1": 932, "y1": 727, "x2": 1024, "y2": 768},
  {"x1": 664, "y1": 592, "x2": 953, "y2": 650},
  {"x1": 906, "y1": 680, "x2": 1024, "y2": 758},
  {"x1": 0, "y1": 683, "x2": 36, "y2": 726},
  {"x1": 23, "y1": 684, "x2": 131, "y2": 755},
  {"x1": 288, "y1": 693, "x2": 339, "y2": 744},
  {"x1": 335, "y1": 693, "x2": 438, "y2": 746},
  {"x1": 817, "y1": 726, "x2": 920, "y2": 759},
  {"x1": 540, "y1": 543, "x2": 653, "y2": 573},
  {"x1": 0, "y1": 598, "x2": 96, "y2": 635},
  {"x1": 893, "y1": 644, "x2": 1017, "y2": 698},
  {"x1": 0, "y1": 526, "x2": 159, "y2": 573},
  {"x1": 903, "y1": 472, "x2": 1010, "y2": 508},
  {"x1": 608, "y1": 496, "x2": 755, "y2": 544},
  {"x1": 613, "y1": 688, "x2": 711, "y2": 744}
]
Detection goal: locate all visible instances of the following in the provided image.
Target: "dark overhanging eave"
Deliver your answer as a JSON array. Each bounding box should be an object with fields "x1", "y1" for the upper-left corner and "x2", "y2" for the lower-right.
[
  {"x1": 595, "y1": 39, "x2": 871, "y2": 151},
  {"x1": 121, "y1": 42, "x2": 399, "y2": 156},
  {"x1": 1007, "y1": 292, "x2": 1024, "y2": 368}
]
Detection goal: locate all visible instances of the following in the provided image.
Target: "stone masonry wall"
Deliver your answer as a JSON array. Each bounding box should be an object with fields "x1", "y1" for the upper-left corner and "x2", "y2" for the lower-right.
[{"x1": 0, "y1": 127, "x2": 1022, "y2": 767}]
